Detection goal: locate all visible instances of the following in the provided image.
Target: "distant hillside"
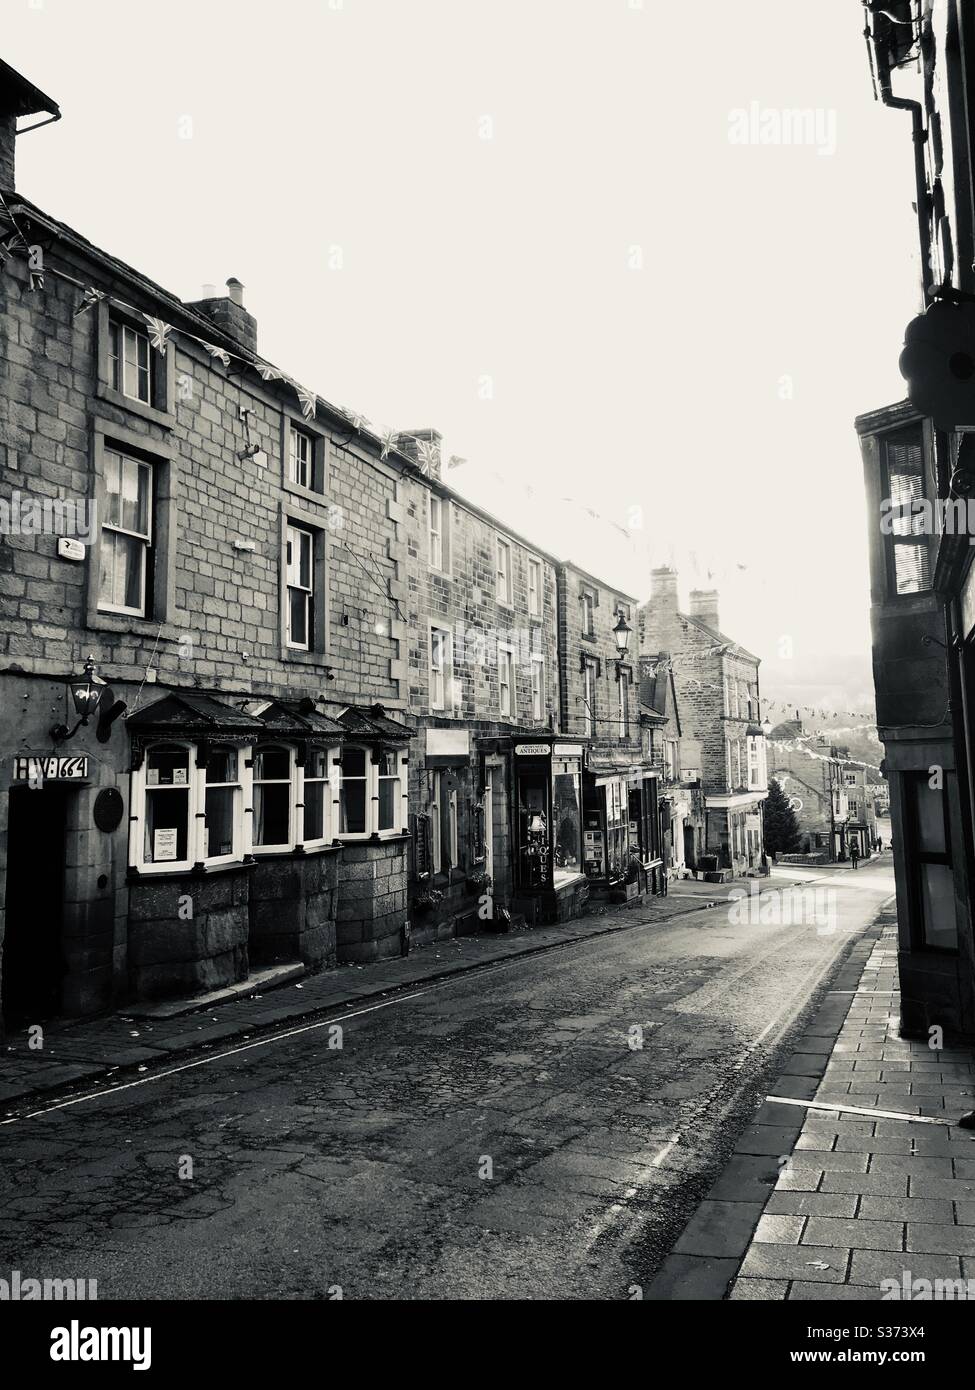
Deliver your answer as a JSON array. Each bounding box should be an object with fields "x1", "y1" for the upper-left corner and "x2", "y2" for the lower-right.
[{"x1": 761, "y1": 650, "x2": 882, "y2": 777}]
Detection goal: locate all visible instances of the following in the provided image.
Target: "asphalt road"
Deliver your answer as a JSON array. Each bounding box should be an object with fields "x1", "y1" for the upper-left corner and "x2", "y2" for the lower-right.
[{"x1": 0, "y1": 862, "x2": 894, "y2": 1300}]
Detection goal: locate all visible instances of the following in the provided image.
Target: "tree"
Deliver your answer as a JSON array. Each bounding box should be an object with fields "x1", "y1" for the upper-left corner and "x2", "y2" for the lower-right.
[{"x1": 764, "y1": 778, "x2": 802, "y2": 858}]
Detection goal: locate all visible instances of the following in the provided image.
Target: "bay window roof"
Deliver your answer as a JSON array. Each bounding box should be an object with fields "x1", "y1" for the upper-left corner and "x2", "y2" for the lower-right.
[
  {"x1": 334, "y1": 703, "x2": 414, "y2": 743},
  {"x1": 127, "y1": 690, "x2": 266, "y2": 738}
]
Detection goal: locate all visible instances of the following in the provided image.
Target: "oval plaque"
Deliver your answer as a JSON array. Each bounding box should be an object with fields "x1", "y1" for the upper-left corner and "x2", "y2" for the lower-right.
[{"x1": 93, "y1": 787, "x2": 124, "y2": 833}]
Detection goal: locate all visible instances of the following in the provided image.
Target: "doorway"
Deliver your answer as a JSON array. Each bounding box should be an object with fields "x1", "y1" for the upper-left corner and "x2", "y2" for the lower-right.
[{"x1": 2, "y1": 786, "x2": 68, "y2": 1026}]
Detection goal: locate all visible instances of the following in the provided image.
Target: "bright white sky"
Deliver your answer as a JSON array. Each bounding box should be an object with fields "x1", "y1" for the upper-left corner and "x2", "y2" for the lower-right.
[{"x1": 5, "y1": 0, "x2": 922, "y2": 671}]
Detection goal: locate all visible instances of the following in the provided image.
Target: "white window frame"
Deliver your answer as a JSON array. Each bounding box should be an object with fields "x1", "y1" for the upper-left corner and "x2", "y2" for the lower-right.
[
  {"x1": 531, "y1": 654, "x2": 545, "y2": 722},
  {"x1": 496, "y1": 536, "x2": 513, "y2": 606},
  {"x1": 289, "y1": 425, "x2": 314, "y2": 490},
  {"x1": 377, "y1": 747, "x2": 402, "y2": 834},
  {"x1": 109, "y1": 320, "x2": 152, "y2": 404},
  {"x1": 132, "y1": 741, "x2": 195, "y2": 874},
  {"x1": 430, "y1": 771, "x2": 443, "y2": 874},
  {"x1": 618, "y1": 669, "x2": 630, "y2": 739},
  {"x1": 98, "y1": 450, "x2": 152, "y2": 617},
  {"x1": 301, "y1": 744, "x2": 336, "y2": 849},
  {"x1": 251, "y1": 744, "x2": 295, "y2": 854},
  {"x1": 429, "y1": 623, "x2": 451, "y2": 712},
  {"x1": 286, "y1": 523, "x2": 314, "y2": 651},
  {"x1": 583, "y1": 659, "x2": 596, "y2": 738},
  {"x1": 528, "y1": 558, "x2": 542, "y2": 617},
  {"x1": 429, "y1": 494, "x2": 450, "y2": 574},
  {"x1": 338, "y1": 744, "x2": 408, "y2": 840},
  {"x1": 203, "y1": 744, "x2": 245, "y2": 867},
  {"x1": 498, "y1": 641, "x2": 516, "y2": 718}
]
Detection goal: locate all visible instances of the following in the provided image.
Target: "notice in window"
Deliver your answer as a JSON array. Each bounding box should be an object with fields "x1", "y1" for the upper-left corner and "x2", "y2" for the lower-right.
[{"x1": 154, "y1": 828, "x2": 178, "y2": 861}]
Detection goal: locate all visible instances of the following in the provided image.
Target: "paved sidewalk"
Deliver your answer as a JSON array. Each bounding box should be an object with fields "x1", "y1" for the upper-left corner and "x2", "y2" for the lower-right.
[
  {"x1": 649, "y1": 911, "x2": 975, "y2": 1300},
  {"x1": 0, "y1": 872, "x2": 773, "y2": 1115}
]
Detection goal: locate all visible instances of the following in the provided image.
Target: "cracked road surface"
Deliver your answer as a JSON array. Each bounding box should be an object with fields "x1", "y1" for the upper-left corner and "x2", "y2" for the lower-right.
[{"x1": 0, "y1": 864, "x2": 894, "y2": 1299}]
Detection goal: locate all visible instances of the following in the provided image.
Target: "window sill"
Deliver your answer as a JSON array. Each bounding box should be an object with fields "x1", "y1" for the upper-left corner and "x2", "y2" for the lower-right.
[
  {"x1": 283, "y1": 478, "x2": 328, "y2": 508},
  {"x1": 96, "y1": 381, "x2": 174, "y2": 431},
  {"x1": 280, "y1": 646, "x2": 330, "y2": 667},
  {"x1": 88, "y1": 613, "x2": 182, "y2": 641},
  {"x1": 128, "y1": 858, "x2": 256, "y2": 883}
]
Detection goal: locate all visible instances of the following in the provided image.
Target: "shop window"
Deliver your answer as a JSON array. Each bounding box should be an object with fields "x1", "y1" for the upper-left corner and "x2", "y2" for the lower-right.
[
  {"x1": 904, "y1": 772, "x2": 955, "y2": 950},
  {"x1": 143, "y1": 743, "x2": 191, "y2": 868},
  {"x1": 303, "y1": 747, "x2": 331, "y2": 845},
  {"x1": 204, "y1": 745, "x2": 241, "y2": 862},
  {"x1": 552, "y1": 762, "x2": 582, "y2": 881},
  {"x1": 98, "y1": 450, "x2": 153, "y2": 617},
  {"x1": 252, "y1": 745, "x2": 293, "y2": 850},
  {"x1": 881, "y1": 427, "x2": 932, "y2": 595},
  {"x1": 606, "y1": 777, "x2": 628, "y2": 882}
]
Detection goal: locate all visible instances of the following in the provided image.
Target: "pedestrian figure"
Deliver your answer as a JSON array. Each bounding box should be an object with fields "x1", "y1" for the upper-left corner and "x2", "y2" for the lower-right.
[{"x1": 850, "y1": 840, "x2": 860, "y2": 870}]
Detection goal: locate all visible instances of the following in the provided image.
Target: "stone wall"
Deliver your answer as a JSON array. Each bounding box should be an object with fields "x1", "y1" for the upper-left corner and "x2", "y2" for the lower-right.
[
  {"x1": 127, "y1": 866, "x2": 250, "y2": 1001},
  {"x1": 335, "y1": 835, "x2": 409, "y2": 963},
  {"x1": 249, "y1": 849, "x2": 339, "y2": 969}
]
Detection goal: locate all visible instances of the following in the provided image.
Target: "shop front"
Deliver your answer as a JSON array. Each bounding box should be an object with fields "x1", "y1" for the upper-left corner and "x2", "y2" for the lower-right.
[{"x1": 584, "y1": 763, "x2": 663, "y2": 900}]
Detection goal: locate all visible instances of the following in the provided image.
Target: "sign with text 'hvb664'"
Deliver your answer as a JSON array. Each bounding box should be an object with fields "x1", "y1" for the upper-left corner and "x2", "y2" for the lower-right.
[{"x1": 13, "y1": 754, "x2": 90, "y2": 783}]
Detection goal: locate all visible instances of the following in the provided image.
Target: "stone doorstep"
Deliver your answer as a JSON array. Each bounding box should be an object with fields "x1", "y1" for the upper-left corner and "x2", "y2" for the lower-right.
[{"x1": 123, "y1": 961, "x2": 308, "y2": 1019}]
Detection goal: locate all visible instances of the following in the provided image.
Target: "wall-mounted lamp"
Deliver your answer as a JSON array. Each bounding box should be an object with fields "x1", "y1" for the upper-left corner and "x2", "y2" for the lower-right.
[
  {"x1": 50, "y1": 656, "x2": 102, "y2": 743},
  {"x1": 613, "y1": 613, "x2": 632, "y2": 660}
]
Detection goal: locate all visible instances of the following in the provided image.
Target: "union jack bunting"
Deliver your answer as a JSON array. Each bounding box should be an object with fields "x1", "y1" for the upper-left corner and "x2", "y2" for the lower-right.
[
  {"x1": 143, "y1": 315, "x2": 173, "y2": 355},
  {"x1": 200, "y1": 340, "x2": 231, "y2": 368},
  {"x1": 73, "y1": 286, "x2": 106, "y2": 318},
  {"x1": 295, "y1": 384, "x2": 317, "y2": 420}
]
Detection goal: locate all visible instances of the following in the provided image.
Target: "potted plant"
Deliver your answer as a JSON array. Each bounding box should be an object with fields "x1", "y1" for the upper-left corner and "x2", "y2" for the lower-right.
[
  {"x1": 466, "y1": 870, "x2": 492, "y2": 896},
  {"x1": 412, "y1": 887, "x2": 444, "y2": 915}
]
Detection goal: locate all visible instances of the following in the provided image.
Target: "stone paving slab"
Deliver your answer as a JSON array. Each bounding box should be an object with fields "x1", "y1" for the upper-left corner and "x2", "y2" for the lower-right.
[{"x1": 645, "y1": 910, "x2": 975, "y2": 1300}]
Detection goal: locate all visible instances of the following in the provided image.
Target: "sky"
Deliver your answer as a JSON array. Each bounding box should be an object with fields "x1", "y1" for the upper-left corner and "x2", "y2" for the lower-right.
[{"x1": 4, "y1": 0, "x2": 923, "y2": 687}]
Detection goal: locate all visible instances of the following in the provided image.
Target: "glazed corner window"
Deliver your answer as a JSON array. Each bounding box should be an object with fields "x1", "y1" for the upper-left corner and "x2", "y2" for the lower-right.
[
  {"x1": 286, "y1": 524, "x2": 314, "y2": 650},
  {"x1": 98, "y1": 450, "x2": 152, "y2": 616},
  {"x1": 204, "y1": 745, "x2": 241, "y2": 861},
  {"x1": 528, "y1": 558, "x2": 542, "y2": 617},
  {"x1": 905, "y1": 772, "x2": 955, "y2": 950},
  {"x1": 252, "y1": 745, "x2": 292, "y2": 850},
  {"x1": 430, "y1": 624, "x2": 451, "y2": 711},
  {"x1": 496, "y1": 537, "x2": 512, "y2": 605},
  {"x1": 143, "y1": 744, "x2": 191, "y2": 866},
  {"x1": 303, "y1": 747, "x2": 331, "y2": 844},
  {"x1": 531, "y1": 654, "x2": 545, "y2": 722},
  {"x1": 377, "y1": 749, "x2": 400, "y2": 832},
  {"x1": 109, "y1": 320, "x2": 153, "y2": 405},
  {"x1": 581, "y1": 589, "x2": 595, "y2": 635},
  {"x1": 498, "y1": 643, "x2": 515, "y2": 718},
  {"x1": 882, "y1": 428, "x2": 932, "y2": 595}
]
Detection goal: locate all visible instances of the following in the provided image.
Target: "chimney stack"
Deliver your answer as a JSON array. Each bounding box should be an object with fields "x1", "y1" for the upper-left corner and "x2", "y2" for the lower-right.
[
  {"x1": 0, "y1": 59, "x2": 61, "y2": 192},
  {"x1": 394, "y1": 428, "x2": 443, "y2": 480},
  {"x1": 650, "y1": 565, "x2": 679, "y2": 610},
  {"x1": 185, "y1": 277, "x2": 257, "y2": 355},
  {"x1": 688, "y1": 588, "x2": 720, "y2": 631}
]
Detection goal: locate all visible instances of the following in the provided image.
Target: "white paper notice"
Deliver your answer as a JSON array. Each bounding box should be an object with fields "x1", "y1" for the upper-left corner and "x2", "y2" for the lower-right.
[{"x1": 154, "y1": 828, "x2": 178, "y2": 861}]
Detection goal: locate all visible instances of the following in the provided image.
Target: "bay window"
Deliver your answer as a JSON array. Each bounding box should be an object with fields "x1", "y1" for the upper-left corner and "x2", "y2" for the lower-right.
[
  {"x1": 303, "y1": 747, "x2": 331, "y2": 845},
  {"x1": 340, "y1": 747, "x2": 368, "y2": 834},
  {"x1": 143, "y1": 743, "x2": 191, "y2": 868},
  {"x1": 881, "y1": 427, "x2": 932, "y2": 595},
  {"x1": 338, "y1": 744, "x2": 408, "y2": 839},
  {"x1": 204, "y1": 745, "x2": 241, "y2": 862},
  {"x1": 252, "y1": 745, "x2": 293, "y2": 850},
  {"x1": 377, "y1": 749, "x2": 400, "y2": 832}
]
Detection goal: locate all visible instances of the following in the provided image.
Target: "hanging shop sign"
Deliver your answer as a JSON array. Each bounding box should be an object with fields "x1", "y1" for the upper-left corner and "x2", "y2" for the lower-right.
[{"x1": 12, "y1": 753, "x2": 89, "y2": 782}]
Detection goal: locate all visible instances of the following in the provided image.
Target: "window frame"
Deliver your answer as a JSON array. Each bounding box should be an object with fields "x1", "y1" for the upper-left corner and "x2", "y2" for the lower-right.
[
  {"x1": 96, "y1": 300, "x2": 175, "y2": 427},
  {"x1": 429, "y1": 622, "x2": 452, "y2": 712},
  {"x1": 251, "y1": 743, "x2": 295, "y2": 854},
  {"x1": 495, "y1": 535, "x2": 513, "y2": 607},
  {"x1": 135, "y1": 740, "x2": 195, "y2": 874},
  {"x1": 617, "y1": 666, "x2": 631, "y2": 739},
  {"x1": 281, "y1": 414, "x2": 328, "y2": 502},
  {"x1": 582, "y1": 657, "x2": 597, "y2": 738},
  {"x1": 498, "y1": 640, "x2": 516, "y2": 719},
  {"x1": 880, "y1": 425, "x2": 934, "y2": 598},
  {"x1": 338, "y1": 744, "x2": 408, "y2": 841},
  {"x1": 528, "y1": 557, "x2": 542, "y2": 617},
  {"x1": 280, "y1": 508, "x2": 328, "y2": 664},
  {"x1": 97, "y1": 448, "x2": 153, "y2": 618},
  {"x1": 531, "y1": 653, "x2": 545, "y2": 722},
  {"x1": 903, "y1": 770, "x2": 956, "y2": 953}
]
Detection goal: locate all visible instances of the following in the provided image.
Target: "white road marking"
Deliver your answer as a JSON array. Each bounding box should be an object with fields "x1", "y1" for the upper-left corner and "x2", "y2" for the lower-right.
[
  {"x1": 0, "y1": 991, "x2": 429, "y2": 1127},
  {"x1": 770, "y1": 1096, "x2": 949, "y2": 1125}
]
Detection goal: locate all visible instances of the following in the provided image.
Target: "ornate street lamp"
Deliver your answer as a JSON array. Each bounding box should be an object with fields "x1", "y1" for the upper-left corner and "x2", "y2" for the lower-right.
[
  {"x1": 612, "y1": 613, "x2": 632, "y2": 659},
  {"x1": 50, "y1": 655, "x2": 102, "y2": 743}
]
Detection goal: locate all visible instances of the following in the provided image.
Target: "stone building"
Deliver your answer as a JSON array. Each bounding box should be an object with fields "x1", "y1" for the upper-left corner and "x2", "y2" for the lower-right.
[
  {"x1": 639, "y1": 652, "x2": 703, "y2": 876},
  {"x1": 767, "y1": 718, "x2": 851, "y2": 860},
  {"x1": 856, "y1": 2, "x2": 975, "y2": 1038},
  {"x1": 0, "y1": 66, "x2": 422, "y2": 1024},
  {"x1": 638, "y1": 568, "x2": 768, "y2": 876},
  {"x1": 397, "y1": 444, "x2": 568, "y2": 933},
  {"x1": 556, "y1": 563, "x2": 663, "y2": 902}
]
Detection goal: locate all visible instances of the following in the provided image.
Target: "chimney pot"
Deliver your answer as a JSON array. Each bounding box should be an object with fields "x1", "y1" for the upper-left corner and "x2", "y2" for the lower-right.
[
  {"x1": 201, "y1": 283, "x2": 217, "y2": 300},
  {"x1": 227, "y1": 277, "x2": 244, "y2": 306}
]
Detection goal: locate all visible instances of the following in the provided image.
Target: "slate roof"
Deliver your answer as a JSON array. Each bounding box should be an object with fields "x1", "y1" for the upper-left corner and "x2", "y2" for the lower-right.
[{"x1": 0, "y1": 61, "x2": 60, "y2": 120}]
